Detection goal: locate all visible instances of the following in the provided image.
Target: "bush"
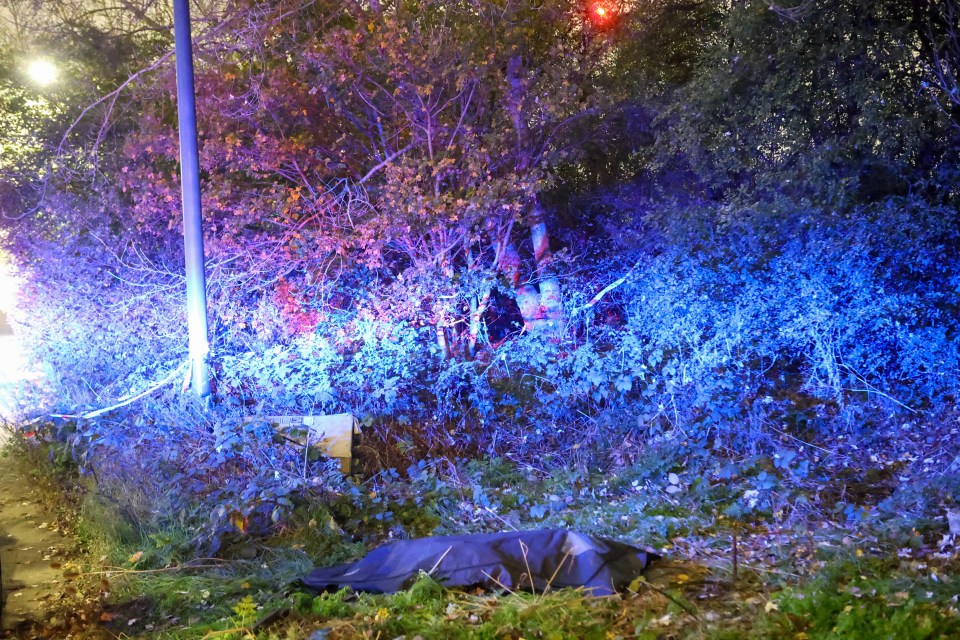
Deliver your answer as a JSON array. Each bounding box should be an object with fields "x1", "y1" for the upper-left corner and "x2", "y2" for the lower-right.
[{"x1": 8, "y1": 185, "x2": 960, "y2": 556}]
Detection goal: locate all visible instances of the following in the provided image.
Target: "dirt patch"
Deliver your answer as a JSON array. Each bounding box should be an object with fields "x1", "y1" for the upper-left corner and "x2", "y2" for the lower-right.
[{"x1": 0, "y1": 447, "x2": 75, "y2": 635}]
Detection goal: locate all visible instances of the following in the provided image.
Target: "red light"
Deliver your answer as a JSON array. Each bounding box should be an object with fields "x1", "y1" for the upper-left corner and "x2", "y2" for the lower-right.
[{"x1": 590, "y1": 2, "x2": 615, "y2": 25}]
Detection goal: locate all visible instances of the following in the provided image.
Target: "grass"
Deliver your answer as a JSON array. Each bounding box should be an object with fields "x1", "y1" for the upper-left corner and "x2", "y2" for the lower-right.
[
  {"x1": 764, "y1": 555, "x2": 960, "y2": 640},
  {"x1": 176, "y1": 546, "x2": 959, "y2": 640},
  {"x1": 4, "y1": 430, "x2": 960, "y2": 640},
  {"x1": 82, "y1": 497, "x2": 960, "y2": 639}
]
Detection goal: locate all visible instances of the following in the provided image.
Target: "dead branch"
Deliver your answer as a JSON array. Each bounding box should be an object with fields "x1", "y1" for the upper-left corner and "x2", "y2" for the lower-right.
[
  {"x1": 571, "y1": 257, "x2": 643, "y2": 315},
  {"x1": 49, "y1": 360, "x2": 187, "y2": 420},
  {"x1": 928, "y1": 0, "x2": 960, "y2": 112}
]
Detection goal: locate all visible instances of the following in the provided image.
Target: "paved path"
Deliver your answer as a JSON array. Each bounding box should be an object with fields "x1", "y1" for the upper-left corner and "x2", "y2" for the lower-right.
[{"x1": 0, "y1": 448, "x2": 73, "y2": 634}]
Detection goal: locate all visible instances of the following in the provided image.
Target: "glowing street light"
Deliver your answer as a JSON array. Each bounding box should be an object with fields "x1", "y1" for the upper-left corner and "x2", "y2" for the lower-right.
[{"x1": 25, "y1": 58, "x2": 57, "y2": 86}]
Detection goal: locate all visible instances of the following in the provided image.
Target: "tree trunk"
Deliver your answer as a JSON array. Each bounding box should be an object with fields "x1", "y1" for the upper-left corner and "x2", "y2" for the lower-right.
[
  {"x1": 436, "y1": 324, "x2": 451, "y2": 359},
  {"x1": 504, "y1": 55, "x2": 562, "y2": 332},
  {"x1": 435, "y1": 258, "x2": 455, "y2": 358},
  {"x1": 529, "y1": 200, "x2": 563, "y2": 332},
  {"x1": 468, "y1": 288, "x2": 491, "y2": 357},
  {"x1": 497, "y1": 243, "x2": 536, "y2": 330}
]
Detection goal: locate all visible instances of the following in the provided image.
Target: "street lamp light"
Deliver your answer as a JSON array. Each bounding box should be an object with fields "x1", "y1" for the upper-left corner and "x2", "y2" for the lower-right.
[{"x1": 25, "y1": 59, "x2": 57, "y2": 86}]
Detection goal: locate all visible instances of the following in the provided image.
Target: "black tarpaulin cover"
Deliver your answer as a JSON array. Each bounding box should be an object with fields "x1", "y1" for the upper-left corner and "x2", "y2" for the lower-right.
[{"x1": 303, "y1": 529, "x2": 659, "y2": 596}]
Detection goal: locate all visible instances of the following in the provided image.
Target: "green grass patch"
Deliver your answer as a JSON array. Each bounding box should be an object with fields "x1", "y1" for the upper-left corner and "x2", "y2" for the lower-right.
[
  {"x1": 286, "y1": 574, "x2": 643, "y2": 640},
  {"x1": 761, "y1": 555, "x2": 960, "y2": 640}
]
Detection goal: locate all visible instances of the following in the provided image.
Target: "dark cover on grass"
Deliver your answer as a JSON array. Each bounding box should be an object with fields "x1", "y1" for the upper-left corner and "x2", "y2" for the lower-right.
[{"x1": 303, "y1": 529, "x2": 659, "y2": 596}]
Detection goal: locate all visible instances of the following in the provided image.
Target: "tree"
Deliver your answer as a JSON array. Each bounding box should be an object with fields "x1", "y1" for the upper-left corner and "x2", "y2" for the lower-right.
[
  {"x1": 656, "y1": 0, "x2": 953, "y2": 205},
  {"x1": 0, "y1": 0, "x2": 204, "y2": 393},
  {"x1": 0, "y1": 55, "x2": 57, "y2": 212},
  {"x1": 303, "y1": 0, "x2": 612, "y2": 343},
  {"x1": 114, "y1": 0, "x2": 646, "y2": 359},
  {"x1": 926, "y1": 0, "x2": 960, "y2": 123}
]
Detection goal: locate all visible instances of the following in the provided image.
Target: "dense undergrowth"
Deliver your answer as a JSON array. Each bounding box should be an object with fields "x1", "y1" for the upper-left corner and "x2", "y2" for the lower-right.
[
  {"x1": 5, "y1": 408, "x2": 960, "y2": 639},
  {"x1": 1, "y1": 182, "x2": 959, "y2": 640},
  {"x1": 5, "y1": 194, "x2": 960, "y2": 638},
  {"x1": 12, "y1": 195, "x2": 960, "y2": 538}
]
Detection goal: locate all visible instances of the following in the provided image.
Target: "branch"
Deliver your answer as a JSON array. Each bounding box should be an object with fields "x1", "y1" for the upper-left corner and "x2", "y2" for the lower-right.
[
  {"x1": 56, "y1": 49, "x2": 174, "y2": 160},
  {"x1": 56, "y1": 9, "x2": 242, "y2": 160},
  {"x1": 927, "y1": 0, "x2": 960, "y2": 113},
  {"x1": 358, "y1": 142, "x2": 415, "y2": 184},
  {"x1": 49, "y1": 360, "x2": 188, "y2": 421},
  {"x1": 571, "y1": 258, "x2": 643, "y2": 315}
]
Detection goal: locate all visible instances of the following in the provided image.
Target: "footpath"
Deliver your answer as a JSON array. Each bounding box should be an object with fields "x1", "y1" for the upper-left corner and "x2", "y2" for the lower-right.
[{"x1": 0, "y1": 440, "x2": 76, "y2": 637}]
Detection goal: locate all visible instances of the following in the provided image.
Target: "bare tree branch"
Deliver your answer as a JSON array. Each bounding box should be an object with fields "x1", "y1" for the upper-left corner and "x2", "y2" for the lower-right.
[{"x1": 927, "y1": 0, "x2": 960, "y2": 114}]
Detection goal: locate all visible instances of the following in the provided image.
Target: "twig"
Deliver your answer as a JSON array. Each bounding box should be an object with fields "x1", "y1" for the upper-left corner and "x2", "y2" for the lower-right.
[
  {"x1": 732, "y1": 528, "x2": 738, "y2": 583},
  {"x1": 839, "y1": 363, "x2": 916, "y2": 413},
  {"x1": 202, "y1": 627, "x2": 249, "y2": 639},
  {"x1": 57, "y1": 11, "x2": 241, "y2": 161},
  {"x1": 426, "y1": 546, "x2": 453, "y2": 576},
  {"x1": 480, "y1": 569, "x2": 518, "y2": 595},
  {"x1": 519, "y1": 540, "x2": 535, "y2": 596},
  {"x1": 543, "y1": 551, "x2": 573, "y2": 595},
  {"x1": 632, "y1": 577, "x2": 703, "y2": 623},
  {"x1": 358, "y1": 143, "x2": 415, "y2": 184},
  {"x1": 57, "y1": 50, "x2": 174, "y2": 159},
  {"x1": 843, "y1": 388, "x2": 916, "y2": 413},
  {"x1": 483, "y1": 506, "x2": 519, "y2": 531},
  {"x1": 252, "y1": 607, "x2": 290, "y2": 631},
  {"x1": 738, "y1": 563, "x2": 802, "y2": 579},
  {"x1": 84, "y1": 561, "x2": 228, "y2": 576},
  {"x1": 50, "y1": 360, "x2": 188, "y2": 420},
  {"x1": 763, "y1": 422, "x2": 836, "y2": 455},
  {"x1": 571, "y1": 257, "x2": 643, "y2": 315},
  {"x1": 768, "y1": 0, "x2": 814, "y2": 22}
]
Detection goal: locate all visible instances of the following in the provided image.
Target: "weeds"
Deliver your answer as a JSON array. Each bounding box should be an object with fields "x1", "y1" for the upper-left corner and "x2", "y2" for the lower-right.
[
  {"x1": 7, "y1": 421, "x2": 959, "y2": 640},
  {"x1": 286, "y1": 576, "x2": 630, "y2": 640}
]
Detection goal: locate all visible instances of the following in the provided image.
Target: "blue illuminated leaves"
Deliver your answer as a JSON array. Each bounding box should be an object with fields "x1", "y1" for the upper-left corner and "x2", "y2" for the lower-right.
[{"x1": 529, "y1": 503, "x2": 549, "y2": 520}]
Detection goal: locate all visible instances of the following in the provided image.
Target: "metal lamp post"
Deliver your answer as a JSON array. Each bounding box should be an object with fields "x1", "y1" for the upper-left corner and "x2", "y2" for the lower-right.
[{"x1": 172, "y1": 0, "x2": 211, "y2": 398}]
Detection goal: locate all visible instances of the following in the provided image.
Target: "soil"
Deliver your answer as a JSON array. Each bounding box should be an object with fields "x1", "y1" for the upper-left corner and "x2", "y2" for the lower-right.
[{"x1": 0, "y1": 444, "x2": 76, "y2": 636}]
